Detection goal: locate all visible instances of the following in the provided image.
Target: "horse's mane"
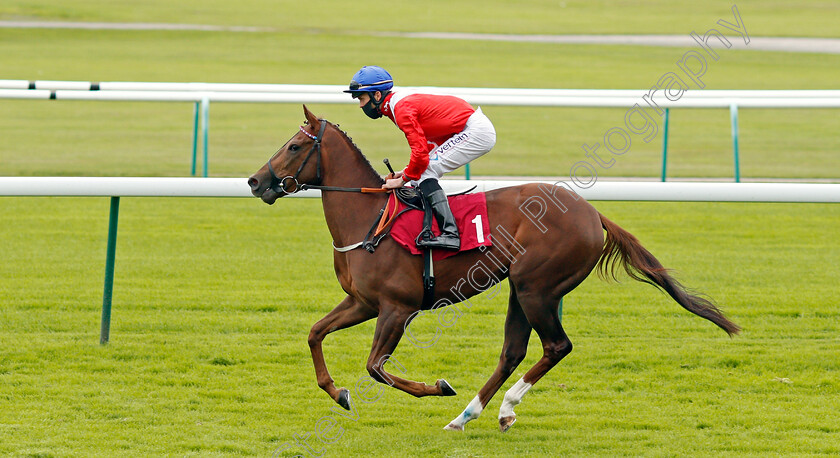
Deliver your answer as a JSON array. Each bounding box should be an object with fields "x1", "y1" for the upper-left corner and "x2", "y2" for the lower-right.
[{"x1": 325, "y1": 121, "x2": 386, "y2": 186}]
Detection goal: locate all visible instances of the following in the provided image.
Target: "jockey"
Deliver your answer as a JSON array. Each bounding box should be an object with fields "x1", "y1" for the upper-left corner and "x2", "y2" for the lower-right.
[{"x1": 344, "y1": 65, "x2": 497, "y2": 250}]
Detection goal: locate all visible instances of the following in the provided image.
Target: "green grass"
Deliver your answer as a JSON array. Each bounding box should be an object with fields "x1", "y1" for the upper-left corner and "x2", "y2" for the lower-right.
[
  {"x1": 2, "y1": 2, "x2": 840, "y2": 455},
  {"x1": 2, "y1": 25, "x2": 840, "y2": 180},
  {"x1": 2, "y1": 0, "x2": 840, "y2": 37},
  {"x1": 1, "y1": 197, "x2": 838, "y2": 456}
]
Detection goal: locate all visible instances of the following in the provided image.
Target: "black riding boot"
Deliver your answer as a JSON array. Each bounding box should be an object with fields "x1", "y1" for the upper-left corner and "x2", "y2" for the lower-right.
[{"x1": 417, "y1": 179, "x2": 460, "y2": 250}]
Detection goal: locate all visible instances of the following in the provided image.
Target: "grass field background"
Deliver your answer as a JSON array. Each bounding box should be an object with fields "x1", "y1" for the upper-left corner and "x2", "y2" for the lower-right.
[
  {"x1": 3, "y1": 0, "x2": 840, "y2": 37},
  {"x1": 1, "y1": 198, "x2": 838, "y2": 456},
  {"x1": 2, "y1": 3, "x2": 840, "y2": 180},
  {"x1": 2, "y1": 1, "x2": 839, "y2": 456}
]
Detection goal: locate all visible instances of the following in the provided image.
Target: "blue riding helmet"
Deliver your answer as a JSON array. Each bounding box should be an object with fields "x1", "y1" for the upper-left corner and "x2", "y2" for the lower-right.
[{"x1": 343, "y1": 66, "x2": 394, "y2": 98}]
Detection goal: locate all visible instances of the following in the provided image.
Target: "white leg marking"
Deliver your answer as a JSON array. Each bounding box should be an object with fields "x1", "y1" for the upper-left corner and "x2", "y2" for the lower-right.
[
  {"x1": 443, "y1": 395, "x2": 483, "y2": 431},
  {"x1": 499, "y1": 377, "x2": 532, "y2": 419}
]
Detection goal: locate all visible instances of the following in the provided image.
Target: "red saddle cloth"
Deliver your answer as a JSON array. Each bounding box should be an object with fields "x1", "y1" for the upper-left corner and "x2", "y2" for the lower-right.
[{"x1": 390, "y1": 192, "x2": 492, "y2": 261}]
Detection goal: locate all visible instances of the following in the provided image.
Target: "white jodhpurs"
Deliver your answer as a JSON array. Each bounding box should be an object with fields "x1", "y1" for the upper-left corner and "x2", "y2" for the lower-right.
[{"x1": 413, "y1": 107, "x2": 496, "y2": 185}]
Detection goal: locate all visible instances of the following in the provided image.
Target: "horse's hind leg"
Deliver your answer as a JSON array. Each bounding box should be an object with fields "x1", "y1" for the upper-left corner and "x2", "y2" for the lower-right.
[
  {"x1": 444, "y1": 285, "x2": 531, "y2": 431},
  {"x1": 498, "y1": 291, "x2": 572, "y2": 432}
]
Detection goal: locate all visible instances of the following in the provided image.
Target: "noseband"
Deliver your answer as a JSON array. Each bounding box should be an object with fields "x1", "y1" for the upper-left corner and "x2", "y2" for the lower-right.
[{"x1": 266, "y1": 120, "x2": 328, "y2": 195}]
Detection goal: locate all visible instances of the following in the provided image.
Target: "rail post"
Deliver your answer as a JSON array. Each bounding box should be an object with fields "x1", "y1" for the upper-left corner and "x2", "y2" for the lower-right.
[
  {"x1": 660, "y1": 108, "x2": 670, "y2": 182},
  {"x1": 557, "y1": 297, "x2": 564, "y2": 322},
  {"x1": 191, "y1": 102, "x2": 199, "y2": 176},
  {"x1": 100, "y1": 196, "x2": 120, "y2": 345},
  {"x1": 201, "y1": 97, "x2": 210, "y2": 178},
  {"x1": 730, "y1": 104, "x2": 741, "y2": 182}
]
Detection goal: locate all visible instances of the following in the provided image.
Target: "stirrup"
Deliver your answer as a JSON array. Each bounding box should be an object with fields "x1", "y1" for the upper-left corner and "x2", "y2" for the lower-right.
[
  {"x1": 416, "y1": 233, "x2": 461, "y2": 250},
  {"x1": 415, "y1": 228, "x2": 436, "y2": 246}
]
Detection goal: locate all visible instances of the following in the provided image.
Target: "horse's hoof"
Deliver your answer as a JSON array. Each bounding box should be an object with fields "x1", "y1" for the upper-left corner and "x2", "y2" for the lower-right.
[
  {"x1": 499, "y1": 415, "x2": 517, "y2": 433},
  {"x1": 437, "y1": 379, "x2": 457, "y2": 396},
  {"x1": 336, "y1": 389, "x2": 351, "y2": 411},
  {"x1": 443, "y1": 422, "x2": 464, "y2": 432}
]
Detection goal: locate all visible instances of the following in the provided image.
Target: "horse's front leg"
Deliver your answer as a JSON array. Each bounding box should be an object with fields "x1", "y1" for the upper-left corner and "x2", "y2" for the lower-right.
[
  {"x1": 308, "y1": 295, "x2": 377, "y2": 410},
  {"x1": 365, "y1": 305, "x2": 457, "y2": 398}
]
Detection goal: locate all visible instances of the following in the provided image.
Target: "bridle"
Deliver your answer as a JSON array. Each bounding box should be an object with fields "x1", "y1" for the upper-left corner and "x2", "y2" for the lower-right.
[
  {"x1": 264, "y1": 119, "x2": 388, "y2": 195},
  {"x1": 266, "y1": 120, "x2": 328, "y2": 195}
]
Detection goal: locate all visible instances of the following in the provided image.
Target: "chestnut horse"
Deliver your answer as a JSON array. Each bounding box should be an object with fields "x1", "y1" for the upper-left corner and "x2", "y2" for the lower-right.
[{"x1": 248, "y1": 106, "x2": 739, "y2": 432}]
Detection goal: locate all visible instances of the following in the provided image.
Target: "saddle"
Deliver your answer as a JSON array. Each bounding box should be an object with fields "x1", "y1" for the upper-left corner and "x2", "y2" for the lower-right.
[
  {"x1": 358, "y1": 185, "x2": 478, "y2": 254},
  {"x1": 358, "y1": 185, "x2": 488, "y2": 309},
  {"x1": 354, "y1": 187, "x2": 423, "y2": 254}
]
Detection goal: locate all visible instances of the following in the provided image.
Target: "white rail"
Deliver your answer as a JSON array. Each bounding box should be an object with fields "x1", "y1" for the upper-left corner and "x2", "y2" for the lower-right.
[
  {"x1": 2, "y1": 79, "x2": 839, "y2": 99},
  {"x1": 3, "y1": 88, "x2": 840, "y2": 108},
  {"x1": 2, "y1": 178, "x2": 839, "y2": 203}
]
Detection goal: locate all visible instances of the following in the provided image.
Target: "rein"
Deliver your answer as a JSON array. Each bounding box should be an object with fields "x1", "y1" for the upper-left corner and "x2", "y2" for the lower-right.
[
  {"x1": 266, "y1": 120, "x2": 389, "y2": 195},
  {"x1": 302, "y1": 185, "x2": 389, "y2": 193}
]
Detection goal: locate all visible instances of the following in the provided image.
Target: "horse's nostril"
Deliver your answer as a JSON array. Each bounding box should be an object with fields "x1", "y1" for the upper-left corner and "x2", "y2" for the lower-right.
[{"x1": 248, "y1": 176, "x2": 260, "y2": 191}]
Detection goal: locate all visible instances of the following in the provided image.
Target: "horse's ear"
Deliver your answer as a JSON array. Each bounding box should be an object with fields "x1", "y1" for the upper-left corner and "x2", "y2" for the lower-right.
[{"x1": 302, "y1": 104, "x2": 320, "y2": 130}]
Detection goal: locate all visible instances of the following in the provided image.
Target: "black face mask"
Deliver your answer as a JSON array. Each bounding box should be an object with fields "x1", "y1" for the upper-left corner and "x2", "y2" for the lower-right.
[{"x1": 361, "y1": 98, "x2": 382, "y2": 119}]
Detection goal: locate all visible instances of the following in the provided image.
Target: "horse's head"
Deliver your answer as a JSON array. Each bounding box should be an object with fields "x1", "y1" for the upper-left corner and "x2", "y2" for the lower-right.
[{"x1": 248, "y1": 105, "x2": 327, "y2": 205}]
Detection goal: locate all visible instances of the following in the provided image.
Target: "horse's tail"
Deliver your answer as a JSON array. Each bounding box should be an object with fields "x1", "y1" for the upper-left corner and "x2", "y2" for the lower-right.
[{"x1": 596, "y1": 213, "x2": 740, "y2": 336}]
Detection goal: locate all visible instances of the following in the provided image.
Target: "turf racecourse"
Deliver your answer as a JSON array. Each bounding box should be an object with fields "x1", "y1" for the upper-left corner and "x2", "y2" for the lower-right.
[
  {"x1": 1, "y1": 196, "x2": 838, "y2": 456},
  {"x1": 3, "y1": 0, "x2": 840, "y2": 455}
]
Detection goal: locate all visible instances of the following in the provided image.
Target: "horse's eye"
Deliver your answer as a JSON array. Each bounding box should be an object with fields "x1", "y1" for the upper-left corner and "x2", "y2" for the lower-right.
[{"x1": 289, "y1": 144, "x2": 300, "y2": 152}]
